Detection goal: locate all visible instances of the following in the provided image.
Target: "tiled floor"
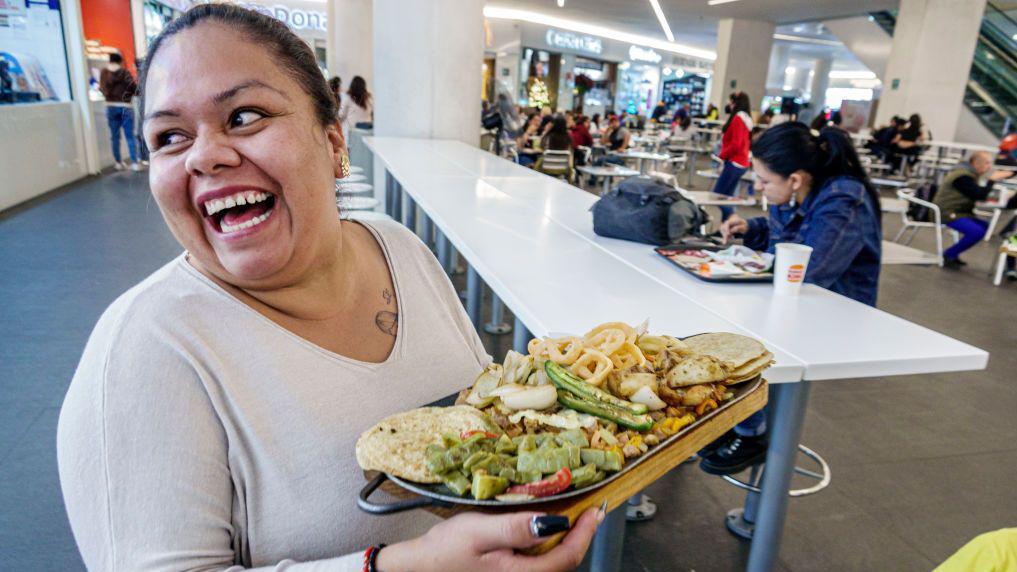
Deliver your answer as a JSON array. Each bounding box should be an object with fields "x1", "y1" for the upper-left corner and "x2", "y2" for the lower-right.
[{"x1": 2, "y1": 166, "x2": 1014, "y2": 571}]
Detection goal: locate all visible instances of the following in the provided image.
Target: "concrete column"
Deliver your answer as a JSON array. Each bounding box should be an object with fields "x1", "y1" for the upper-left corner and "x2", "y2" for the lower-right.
[
  {"x1": 327, "y1": 0, "x2": 372, "y2": 86},
  {"x1": 557, "y1": 53, "x2": 577, "y2": 111},
  {"x1": 373, "y1": 0, "x2": 484, "y2": 144},
  {"x1": 766, "y1": 43, "x2": 790, "y2": 89},
  {"x1": 709, "y1": 18, "x2": 776, "y2": 113},
  {"x1": 875, "y1": 0, "x2": 987, "y2": 140},
  {"x1": 806, "y1": 57, "x2": 832, "y2": 122}
]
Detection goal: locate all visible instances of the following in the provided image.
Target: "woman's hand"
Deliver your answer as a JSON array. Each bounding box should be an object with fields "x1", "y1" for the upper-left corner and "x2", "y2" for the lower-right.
[
  {"x1": 376, "y1": 506, "x2": 603, "y2": 572},
  {"x1": 720, "y1": 215, "x2": 749, "y2": 243}
]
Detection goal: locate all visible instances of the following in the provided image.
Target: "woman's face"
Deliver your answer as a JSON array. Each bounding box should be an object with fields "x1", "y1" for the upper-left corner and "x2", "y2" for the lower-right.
[
  {"x1": 752, "y1": 159, "x2": 808, "y2": 205},
  {"x1": 143, "y1": 23, "x2": 344, "y2": 288}
]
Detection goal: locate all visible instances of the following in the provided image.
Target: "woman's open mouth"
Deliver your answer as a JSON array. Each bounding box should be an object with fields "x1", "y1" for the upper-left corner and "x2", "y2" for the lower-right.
[{"x1": 203, "y1": 190, "x2": 277, "y2": 235}]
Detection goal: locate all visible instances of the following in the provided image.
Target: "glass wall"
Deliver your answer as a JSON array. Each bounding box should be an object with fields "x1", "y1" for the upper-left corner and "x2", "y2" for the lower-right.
[{"x1": 1, "y1": 0, "x2": 72, "y2": 105}]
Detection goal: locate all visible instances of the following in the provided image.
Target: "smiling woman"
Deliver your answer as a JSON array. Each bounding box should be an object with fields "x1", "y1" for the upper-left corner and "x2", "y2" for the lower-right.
[{"x1": 55, "y1": 4, "x2": 600, "y2": 572}]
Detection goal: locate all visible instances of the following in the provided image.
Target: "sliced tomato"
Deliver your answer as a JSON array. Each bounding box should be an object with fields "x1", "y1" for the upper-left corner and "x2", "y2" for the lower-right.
[
  {"x1": 506, "y1": 467, "x2": 572, "y2": 498},
  {"x1": 460, "y1": 430, "x2": 499, "y2": 440}
]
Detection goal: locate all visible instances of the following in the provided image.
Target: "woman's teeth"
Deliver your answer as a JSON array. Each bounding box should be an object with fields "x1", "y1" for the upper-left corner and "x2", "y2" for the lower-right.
[
  {"x1": 204, "y1": 191, "x2": 271, "y2": 216},
  {"x1": 220, "y1": 211, "x2": 271, "y2": 233}
]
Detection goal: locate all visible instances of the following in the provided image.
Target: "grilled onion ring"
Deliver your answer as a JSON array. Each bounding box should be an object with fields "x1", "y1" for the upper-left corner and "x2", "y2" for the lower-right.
[
  {"x1": 610, "y1": 342, "x2": 647, "y2": 370},
  {"x1": 570, "y1": 348, "x2": 614, "y2": 387},
  {"x1": 584, "y1": 328, "x2": 627, "y2": 356},
  {"x1": 584, "y1": 322, "x2": 637, "y2": 345},
  {"x1": 545, "y1": 336, "x2": 584, "y2": 365}
]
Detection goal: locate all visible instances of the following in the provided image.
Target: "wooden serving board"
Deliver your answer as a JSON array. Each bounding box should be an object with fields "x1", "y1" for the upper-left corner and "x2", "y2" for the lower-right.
[{"x1": 374, "y1": 379, "x2": 768, "y2": 554}]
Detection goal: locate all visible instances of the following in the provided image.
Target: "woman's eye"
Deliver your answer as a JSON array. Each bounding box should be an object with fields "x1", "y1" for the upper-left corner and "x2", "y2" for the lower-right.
[
  {"x1": 230, "y1": 109, "x2": 265, "y2": 128},
  {"x1": 156, "y1": 132, "x2": 188, "y2": 148}
]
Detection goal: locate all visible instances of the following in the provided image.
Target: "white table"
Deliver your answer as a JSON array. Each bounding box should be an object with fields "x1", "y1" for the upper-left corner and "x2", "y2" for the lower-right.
[
  {"x1": 870, "y1": 176, "x2": 909, "y2": 189},
  {"x1": 975, "y1": 196, "x2": 1015, "y2": 241},
  {"x1": 668, "y1": 144, "x2": 711, "y2": 187},
  {"x1": 682, "y1": 190, "x2": 756, "y2": 207},
  {"x1": 576, "y1": 165, "x2": 640, "y2": 195},
  {"x1": 367, "y1": 137, "x2": 988, "y2": 572},
  {"x1": 612, "y1": 150, "x2": 671, "y2": 174}
]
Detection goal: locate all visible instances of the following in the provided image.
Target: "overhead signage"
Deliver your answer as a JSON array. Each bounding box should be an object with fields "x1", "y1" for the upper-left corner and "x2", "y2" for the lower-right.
[
  {"x1": 239, "y1": 2, "x2": 326, "y2": 31},
  {"x1": 545, "y1": 28, "x2": 603, "y2": 55},
  {"x1": 628, "y1": 45, "x2": 662, "y2": 64}
]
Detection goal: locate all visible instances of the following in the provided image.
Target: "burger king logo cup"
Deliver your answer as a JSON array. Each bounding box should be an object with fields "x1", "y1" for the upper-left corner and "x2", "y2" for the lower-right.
[{"x1": 773, "y1": 243, "x2": 813, "y2": 296}]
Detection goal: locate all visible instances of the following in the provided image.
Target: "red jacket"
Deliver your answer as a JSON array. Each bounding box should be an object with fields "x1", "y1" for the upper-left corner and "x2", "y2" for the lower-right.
[
  {"x1": 570, "y1": 124, "x2": 593, "y2": 148},
  {"x1": 719, "y1": 111, "x2": 753, "y2": 167}
]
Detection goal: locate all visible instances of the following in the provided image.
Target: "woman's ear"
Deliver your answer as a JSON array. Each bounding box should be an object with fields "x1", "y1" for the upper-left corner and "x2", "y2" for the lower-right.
[{"x1": 325, "y1": 120, "x2": 347, "y2": 178}]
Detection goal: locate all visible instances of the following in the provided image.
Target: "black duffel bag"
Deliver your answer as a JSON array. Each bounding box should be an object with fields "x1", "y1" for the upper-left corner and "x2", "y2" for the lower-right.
[{"x1": 592, "y1": 176, "x2": 708, "y2": 245}]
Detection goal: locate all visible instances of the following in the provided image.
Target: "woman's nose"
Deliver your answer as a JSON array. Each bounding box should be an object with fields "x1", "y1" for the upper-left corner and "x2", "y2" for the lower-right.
[{"x1": 184, "y1": 132, "x2": 242, "y2": 176}]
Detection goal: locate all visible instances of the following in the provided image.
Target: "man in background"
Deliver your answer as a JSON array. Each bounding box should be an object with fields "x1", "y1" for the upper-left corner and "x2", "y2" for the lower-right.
[{"x1": 99, "y1": 53, "x2": 140, "y2": 172}]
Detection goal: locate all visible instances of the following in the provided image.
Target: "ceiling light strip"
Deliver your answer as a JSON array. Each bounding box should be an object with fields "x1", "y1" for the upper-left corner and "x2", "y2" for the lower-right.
[
  {"x1": 648, "y1": 0, "x2": 675, "y2": 42},
  {"x1": 483, "y1": 6, "x2": 716, "y2": 60},
  {"x1": 706, "y1": 0, "x2": 741, "y2": 5},
  {"x1": 772, "y1": 33, "x2": 842, "y2": 46}
]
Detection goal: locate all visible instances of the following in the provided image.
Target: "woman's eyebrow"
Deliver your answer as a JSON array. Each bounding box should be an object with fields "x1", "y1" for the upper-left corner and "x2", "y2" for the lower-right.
[
  {"x1": 212, "y1": 79, "x2": 290, "y2": 104},
  {"x1": 145, "y1": 80, "x2": 290, "y2": 123}
]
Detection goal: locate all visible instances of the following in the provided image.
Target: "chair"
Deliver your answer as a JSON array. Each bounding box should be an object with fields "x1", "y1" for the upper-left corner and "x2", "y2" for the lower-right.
[
  {"x1": 536, "y1": 149, "x2": 574, "y2": 182},
  {"x1": 894, "y1": 188, "x2": 959, "y2": 267}
]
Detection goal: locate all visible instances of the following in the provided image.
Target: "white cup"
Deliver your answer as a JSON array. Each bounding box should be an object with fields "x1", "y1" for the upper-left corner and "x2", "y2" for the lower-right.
[{"x1": 773, "y1": 243, "x2": 813, "y2": 296}]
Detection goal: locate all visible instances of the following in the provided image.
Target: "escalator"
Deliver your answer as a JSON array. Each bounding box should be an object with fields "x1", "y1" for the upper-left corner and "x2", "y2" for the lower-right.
[{"x1": 870, "y1": 3, "x2": 1017, "y2": 136}]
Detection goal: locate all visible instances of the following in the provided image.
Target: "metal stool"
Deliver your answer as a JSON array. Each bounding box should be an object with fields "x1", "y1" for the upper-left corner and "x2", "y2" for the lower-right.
[
  {"x1": 482, "y1": 295, "x2": 512, "y2": 335},
  {"x1": 339, "y1": 173, "x2": 368, "y2": 184},
  {"x1": 336, "y1": 182, "x2": 374, "y2": 195},
  {"x1": 344, "y1": 210, "x2": 393, "y2": 222},
  {"x1": 348, "y1": 165, "x2": 364, "y2": 175},
  {"x1": 720, "y1": 444, "x2": 831, "y2": 540},
  {"x1": 337, "y1": 196, "x2": 380, "y2": 212}
]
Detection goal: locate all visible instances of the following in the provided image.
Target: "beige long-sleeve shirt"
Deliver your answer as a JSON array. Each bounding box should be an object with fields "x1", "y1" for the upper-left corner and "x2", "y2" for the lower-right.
[{"x1": 58, "y1": 220, "x2": 489, "y2": 571}]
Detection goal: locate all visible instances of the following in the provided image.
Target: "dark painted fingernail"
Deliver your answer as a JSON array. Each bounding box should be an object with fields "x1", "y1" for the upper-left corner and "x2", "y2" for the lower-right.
[{"x1": 530, "y1": 515, "x2": 571, "y2": 537}]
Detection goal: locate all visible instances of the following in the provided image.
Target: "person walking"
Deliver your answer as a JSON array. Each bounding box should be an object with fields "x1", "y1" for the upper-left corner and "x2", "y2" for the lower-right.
[
  {"x1": 712, "y1": 91, "x2": 753, "y2": 220},
  {"x1": 99, "y1": 53, "x2": 140, "y2": 171}
]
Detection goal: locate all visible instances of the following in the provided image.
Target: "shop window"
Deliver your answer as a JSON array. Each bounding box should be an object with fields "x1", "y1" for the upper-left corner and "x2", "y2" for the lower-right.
[{"x1": 0, "y1": 0, "x2": 72, "y2": 105}]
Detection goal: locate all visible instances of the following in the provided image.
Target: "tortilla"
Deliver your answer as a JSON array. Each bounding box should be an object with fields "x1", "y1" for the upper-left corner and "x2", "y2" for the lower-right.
[
  {"x1": 355, "y1": 406, "x2": 494, "y2": 483},
  {"x1": 683, "y1": 333, "x2": 766, "y2": 370},
  {"x1": 730, "y1": 351, "x2": 774, "y2": 377},
  {"x1": 665, "y1": 354, "x2": 729, "y2": 387}
]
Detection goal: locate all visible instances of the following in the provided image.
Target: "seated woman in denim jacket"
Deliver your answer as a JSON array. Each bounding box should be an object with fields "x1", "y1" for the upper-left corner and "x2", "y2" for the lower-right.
[{"x1": 700, "y1": 122, "x2": 882, "y2": 475}]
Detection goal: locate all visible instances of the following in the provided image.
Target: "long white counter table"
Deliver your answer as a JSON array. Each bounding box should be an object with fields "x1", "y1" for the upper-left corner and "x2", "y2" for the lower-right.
[{"x1": 365, "y1": 136, "x2": 988, "y2": 572}]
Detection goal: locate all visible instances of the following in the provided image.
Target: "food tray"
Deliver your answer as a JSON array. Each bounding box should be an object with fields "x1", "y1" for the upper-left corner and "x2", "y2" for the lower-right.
[
  {"x1": 357, "y1": 375, "x2": 764, "y2": 514},
  {"x1": 655, "y1": 244, "x2": 773, "y2": 283}
]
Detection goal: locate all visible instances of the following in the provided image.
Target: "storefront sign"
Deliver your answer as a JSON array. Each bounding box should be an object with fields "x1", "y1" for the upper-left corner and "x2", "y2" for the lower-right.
[
  {"x1": 628, "y1": 45, "x2": 662, "y2": 64},
  {"x1": 239, "y1": 2, "x2": 326, "y2": 31},
  {"x1": 545, "y1": 28, "x2": 602, "y2": 55}
]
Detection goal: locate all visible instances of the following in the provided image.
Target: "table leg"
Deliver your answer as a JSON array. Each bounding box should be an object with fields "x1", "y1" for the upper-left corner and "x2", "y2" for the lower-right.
[
  {"x1": 393, "y1": 181, "x2": 403, "y2": 223},
  {"x1": 746, "y1": 380, "x2": 812, "y2": 572},
  {"x1": 994, "y1": 252, "x2": 1007, "y2": 286},
  {"x1": 602, "y1": 177, "x2": 609, "y2": 195},
  {"x1": 384, "y1": 171, "x2": 395, "y2": 216},
  {"x1": 420, "y1": 214, "x2": 434, "y2": 251},
  {"x1": 483, "y1": 295, "x2": 512, "y2": 335},
  {"x1": 687, "y1": 151, "x2": 696, "y2": 188},
  {"x1": 435, "y1": 229, "x2": 451, "y2": 275},
  {"x1": 466, "y1": 266, "x2": 482, "y2": 331},
  {"x1": 403, "y1": 196, "x2": 417, "y2": 231},
  {"x1": 512, "y1": 318, "x2": 532, "y2": 354}
]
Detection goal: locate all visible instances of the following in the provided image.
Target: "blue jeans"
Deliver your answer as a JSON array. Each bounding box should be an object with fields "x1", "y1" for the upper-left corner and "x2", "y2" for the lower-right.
[
  {"x1": 944, "y1": 217, "x2": 988, "y2": 260},
  {"x1": 107, "y1": 106, "x2": 137, "y2": 164},
  {"x1": 712, "y1": 160, "x2": 747, "y2": 221},
  {"x1": 735, "y1": 407, "x2": 768, "y2": 437}
]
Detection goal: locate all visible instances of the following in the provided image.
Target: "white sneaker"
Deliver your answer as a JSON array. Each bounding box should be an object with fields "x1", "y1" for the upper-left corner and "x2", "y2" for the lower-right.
[
  {"x1": 130, "y1": 162, "x2": 142, "y2": 172},
  {"x1": 113, "y1": 162, "x2": 126, "y2": 171}
]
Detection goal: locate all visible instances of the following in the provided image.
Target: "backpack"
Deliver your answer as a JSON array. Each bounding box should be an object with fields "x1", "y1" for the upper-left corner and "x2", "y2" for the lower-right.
[
  {"x1": 907, "y1": 182, "x2": 938, "y2": 222},
  {"x1": 592, "y1": 177, "x2": 709, "y2": 245}
]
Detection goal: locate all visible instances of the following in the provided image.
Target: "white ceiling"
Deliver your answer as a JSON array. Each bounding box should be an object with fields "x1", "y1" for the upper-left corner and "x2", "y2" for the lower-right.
[{"x1": 487, "y1": 0, "x2": 900, "y2": 52}]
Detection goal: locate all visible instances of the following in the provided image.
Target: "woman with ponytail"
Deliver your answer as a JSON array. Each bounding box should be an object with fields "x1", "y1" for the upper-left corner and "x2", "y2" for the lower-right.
[
  {"x1": 701, "y1": 122, "x2": 882, "y2": 475},
  {"x1": 712, "y1": 91, "x2": 754, "y2": 220}
]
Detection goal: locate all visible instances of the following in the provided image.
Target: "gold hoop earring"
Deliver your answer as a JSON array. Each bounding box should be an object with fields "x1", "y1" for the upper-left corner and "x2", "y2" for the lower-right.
[{"x1": 340, "y1": 154, "x2": 350, "y2": 178}]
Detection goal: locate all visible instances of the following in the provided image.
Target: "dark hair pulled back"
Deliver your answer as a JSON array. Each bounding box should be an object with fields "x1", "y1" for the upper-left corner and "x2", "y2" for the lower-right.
[
  {"x1": 139, "y1": 3, "x2": 336, "y2": 126},
  {"x1": 751, "y1": 122, "x2": 880, "y2": 216},
  {"x1": 723, "y1": 91, "x2": 751, "y2": 134},
  {"x1": 347, "y1": 75, "x2": 371, "y2": 109}
]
